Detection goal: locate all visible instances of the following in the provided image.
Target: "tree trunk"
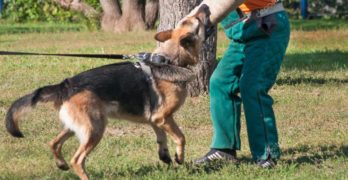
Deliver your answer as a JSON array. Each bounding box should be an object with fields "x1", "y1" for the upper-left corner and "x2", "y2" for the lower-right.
[
  {"x1": 113, "y1": 0, "x2": 146, "y2": 32},
  {"x1": 158, "y1": 0, "x2": 217, "y2": 96},
  {"x1": 55, "y1": 0, "x2": 159, "y2": 33},
  {"x1": 145, "y1": 0, "x2": 159, "y2": 29},
  {"x1": 188, "y1": 35, "x2": 217, "y2": 96},
  {"x1": 100, "y1": 0, "x2": 121, "y2": 31}
]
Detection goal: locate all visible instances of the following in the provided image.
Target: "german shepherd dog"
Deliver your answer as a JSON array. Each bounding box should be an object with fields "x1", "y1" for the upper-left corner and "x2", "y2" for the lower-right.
[{"x1": 5, "y1": 5, "x2": 210, "y2": 180}]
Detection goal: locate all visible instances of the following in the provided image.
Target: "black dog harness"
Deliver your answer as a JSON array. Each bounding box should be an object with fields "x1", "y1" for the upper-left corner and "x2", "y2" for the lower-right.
[{"x1": 134, "y1": 53, "x2": 170, "y2": 120}]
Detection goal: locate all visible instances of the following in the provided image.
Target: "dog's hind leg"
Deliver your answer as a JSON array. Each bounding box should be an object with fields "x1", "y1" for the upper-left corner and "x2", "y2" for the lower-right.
[
  {"x1": 49, "y1": 128, "x2": 73, "y2": 170},
  {"x1": 153, "y1": 116, "x2": 185, "y2": 164},
  {"x1": 69, "y1": 116, "x2": 106, "y2": 180},
  {"x1": 151, "y1": 124, "x2": 172, "y2": 164},
  {"x1": 70, "y1": 134, "x2": 103, "y2": 180},
  {"x1": 60, "y1": 91, "x2": 106, "y2": 180}
]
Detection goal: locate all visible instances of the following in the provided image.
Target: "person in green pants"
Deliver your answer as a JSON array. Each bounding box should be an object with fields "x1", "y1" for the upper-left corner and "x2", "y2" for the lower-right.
[{"x1": 189, "y1": 0, "x2": 290, "y2": 168}]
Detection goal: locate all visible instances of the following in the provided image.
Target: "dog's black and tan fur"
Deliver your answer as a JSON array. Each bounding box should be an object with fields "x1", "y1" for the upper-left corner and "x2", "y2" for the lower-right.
[{"x1": 5, "y1": 5, "x2": 210, "y2": 180}]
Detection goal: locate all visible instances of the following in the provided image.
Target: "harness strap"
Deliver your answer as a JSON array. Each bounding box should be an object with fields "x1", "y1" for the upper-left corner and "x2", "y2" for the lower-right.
[
  {"x1": 138, "y1": 61, "x2": 152, "y2": 77},
  {"x1": 134, "y1": 61, "x2": 158, "y2": 121}
]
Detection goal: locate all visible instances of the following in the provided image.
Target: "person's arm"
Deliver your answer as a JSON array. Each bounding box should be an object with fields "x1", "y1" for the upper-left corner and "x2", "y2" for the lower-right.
[{"x1": 188, "y1": 0, "x2": 246, "y2": 24}]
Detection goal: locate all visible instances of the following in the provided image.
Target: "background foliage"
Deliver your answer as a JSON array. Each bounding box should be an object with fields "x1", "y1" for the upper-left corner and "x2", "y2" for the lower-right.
[
  {"x1": 2, "y1": 0, "x2": 71, "y2": 22},
  {"x1": 1, "y1": 0, "x2": 347, "y2": 23},
  {"x1": 283, "y1": 0, "x2": 348, "y2": 19},
  {"x1": 1, "y1": 0, "x2": 100, "y2": 23}
]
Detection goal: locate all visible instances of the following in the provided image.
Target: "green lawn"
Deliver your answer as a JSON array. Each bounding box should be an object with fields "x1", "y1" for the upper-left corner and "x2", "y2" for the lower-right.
[
  {"x1": 0, "y1": 21, "x2": 86, "y2": 35},
  {"x1": 0, "y1": 23, "x2": 347, "y2": 179},
  {"x1": 290, "y1": 19, "x2": 348, "y2": 31}
]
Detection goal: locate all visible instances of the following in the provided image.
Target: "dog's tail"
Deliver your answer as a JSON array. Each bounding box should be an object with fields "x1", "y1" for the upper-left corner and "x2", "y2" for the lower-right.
[{"x1": 5, "y1": 80, "x2": 69, "y2": 138}]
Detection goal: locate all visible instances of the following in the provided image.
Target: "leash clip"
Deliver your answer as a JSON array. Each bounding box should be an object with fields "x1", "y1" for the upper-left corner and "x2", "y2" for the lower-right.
[
  {"x1": 136, "y1": 52, "x2": 152, "y2": 61},
  {"x1": 135, "y1": 52, "x2": 169, "y2": 64}
]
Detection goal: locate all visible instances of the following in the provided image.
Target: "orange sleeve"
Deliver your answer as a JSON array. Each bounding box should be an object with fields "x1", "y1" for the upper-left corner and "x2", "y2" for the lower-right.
[{"x1": 239, "y1": 0, "x2": 277, "y2": 13}]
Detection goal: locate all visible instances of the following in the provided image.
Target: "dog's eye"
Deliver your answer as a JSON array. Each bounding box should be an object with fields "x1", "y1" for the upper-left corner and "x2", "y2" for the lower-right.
[{"x1": 180, "y1": 33, "x2": 195, "y2": 48}]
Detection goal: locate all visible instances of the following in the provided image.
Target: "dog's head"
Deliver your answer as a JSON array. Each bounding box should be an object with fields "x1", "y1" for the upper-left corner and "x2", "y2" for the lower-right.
[{"x1": 154, "y1": 4, "x2": 211, "y2": 67}]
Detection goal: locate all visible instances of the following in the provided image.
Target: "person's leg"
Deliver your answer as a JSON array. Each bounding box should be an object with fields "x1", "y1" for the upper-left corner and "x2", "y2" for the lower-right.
[
  {"x1": 239, "y1": 11, "x2": 290, "y2": 162},
  {"x1": 210, "y1": 40, "x2": 244, "y2": 151},
  {"x1": 194, "y1": 40, "x2": 244, "y2": 164},
  {"x1": 209, "y1": 10, "x2": 246, "y2": 152},
  {"x1": 194, "y1": 11, "x2": 245, "y2": 163}
]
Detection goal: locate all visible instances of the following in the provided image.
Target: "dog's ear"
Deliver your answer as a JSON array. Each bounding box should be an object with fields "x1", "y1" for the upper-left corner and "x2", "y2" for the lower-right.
[
  {"x1": 154, "y1": 30, "x2": 173, "y2": 42},
  {"x1": 194, "y1": 4, "x2": 211, "y2": 27},
  {"x1": 179, "y1": 33, "x2": 195, "y2": 49}
]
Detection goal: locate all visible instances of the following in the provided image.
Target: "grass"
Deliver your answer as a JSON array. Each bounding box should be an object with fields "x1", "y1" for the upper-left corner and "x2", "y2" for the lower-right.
[
  {"x1": 290, "y1": 19, "x2": 348, "y2": 31},
  {"x1": 0, "y1": 24, "x2": 348, "y2": 179},
  {"x1": 0, "y1": 20, "x2": 86, "y2": 35}
]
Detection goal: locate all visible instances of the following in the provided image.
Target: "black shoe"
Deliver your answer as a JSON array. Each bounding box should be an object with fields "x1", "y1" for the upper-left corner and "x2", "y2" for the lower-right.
[
  {"x1": 256, "y1": 157, "x2": 276, "y2": 168},
  {"x1": 194, "y1": 149, "x2": 238, "y2": 165}
]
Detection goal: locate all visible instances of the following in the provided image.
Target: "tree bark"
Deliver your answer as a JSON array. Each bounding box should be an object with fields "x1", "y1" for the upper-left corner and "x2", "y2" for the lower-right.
[
  {"x1": 158, "y1": 0, "x2": 217, "y2": 96},
  {"x1": 113, "y1": 0, "x2": 146, "y2": 32},
  {"x1": 54, "y1": 0, "x2": 159, "y2": 33},
  {"x1": 188, "y1": 35, "x2": 217, "y2": 96},
  {"x1": 100, "y1": 0, "x2": 121, "y2": 32},
  {"x1": 145, "y1": 0, "x2": 159, "y2": 29}
]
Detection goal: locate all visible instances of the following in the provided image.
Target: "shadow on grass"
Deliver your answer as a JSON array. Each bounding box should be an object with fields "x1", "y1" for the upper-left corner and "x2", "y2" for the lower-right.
[
  {"x1": 89, "y1": 163, "x2": 171, "y2": 178},
  {"x1": 188, "y1": 144, "x2": 348, "y2": 171},
  {"x1": 276, "y1": 77, "x2": 348, "y2": 85},
  {"x1": 282, "y1": 50, "x2": 348, "y2": 71},
  {"x1": 88, "y1": 161, "x2": 236, "y2": 177},
  {"x1": 282, "y1": 144, "x2": 348, "y2": 165},
  {"x1": 85, "y1": 144, "x2": 347, "y2": 177},
  {"x1": 277, "y1": 50, "x2": 348, "y2": 85}
]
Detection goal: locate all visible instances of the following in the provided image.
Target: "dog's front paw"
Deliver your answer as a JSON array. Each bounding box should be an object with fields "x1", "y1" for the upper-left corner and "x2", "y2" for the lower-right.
[
  {"x1": 159, "y1": 149, "x2": 172, "y2": 164},
  {"x1": 56, "y1": 161, "x2": 70, "y2": 171},
  {"x1": 175, "y1": 153, "x2": 184, "y2": 165}
]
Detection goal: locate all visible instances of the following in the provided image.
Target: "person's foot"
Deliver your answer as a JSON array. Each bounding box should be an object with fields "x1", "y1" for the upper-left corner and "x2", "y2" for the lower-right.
[
  {"x1": 193, "y1": 149, "x2": 238, "y2": 165},
  {"x1": 256, "y1": 157, "x2": 277, "y2": 168}
]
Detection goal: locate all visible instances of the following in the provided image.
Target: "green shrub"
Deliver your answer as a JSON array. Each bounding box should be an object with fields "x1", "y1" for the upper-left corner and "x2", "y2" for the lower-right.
[
  {"x1": 283, "y1": 0, "x2": 348, "y2": 19},
  {"x1": 85, "y1": 0, "x2": 101, "y2": 11},
  {"x1": 309, "y1": 0, "x2": 348, "y2": 19},
  {"x1": 1, "y1": 0, "x2": 101, "y2": 23}
]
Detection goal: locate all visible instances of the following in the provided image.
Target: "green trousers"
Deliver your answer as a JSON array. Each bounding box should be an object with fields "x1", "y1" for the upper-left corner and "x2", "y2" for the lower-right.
[{"x1": 210, "y1": 10, "x2": 290, "y2": 160}]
